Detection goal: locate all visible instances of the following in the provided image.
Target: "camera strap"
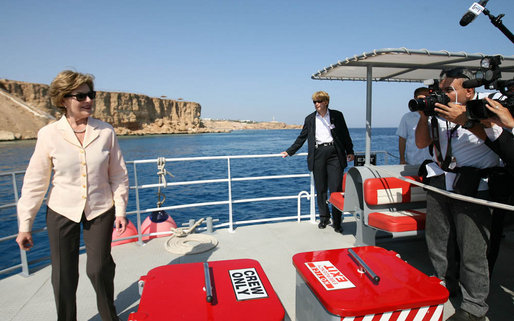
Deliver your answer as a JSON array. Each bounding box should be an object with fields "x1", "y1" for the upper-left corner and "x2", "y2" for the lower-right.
[{"x1": 430, "y1": 117, "x2": 460, "y2": 172}]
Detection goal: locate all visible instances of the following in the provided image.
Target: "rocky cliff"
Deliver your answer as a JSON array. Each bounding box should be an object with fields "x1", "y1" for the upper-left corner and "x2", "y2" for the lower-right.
[
  {"x1": 0, "y1": 79, "x2": 202, "y2": 139},
  {"x1": 0, "y1": 79, "x2": 300, "y2": 141}
]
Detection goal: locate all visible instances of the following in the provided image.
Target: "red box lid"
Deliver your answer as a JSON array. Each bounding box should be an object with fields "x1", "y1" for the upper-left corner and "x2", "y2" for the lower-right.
[
  {"x1": 129, "y1": 259, "x2": 285, "y2": 321},
  {"x1": 292, "y1": 246, "x2": 449, "y2": 317}
]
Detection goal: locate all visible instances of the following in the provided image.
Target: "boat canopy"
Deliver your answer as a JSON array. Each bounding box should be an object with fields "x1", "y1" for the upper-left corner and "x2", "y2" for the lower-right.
[
  {"x1": 312, "y1": 48, "x2": 514, "y2": 82},
  {"x1": 312, "y1": 48, "x2": 514, "y2": 165}
]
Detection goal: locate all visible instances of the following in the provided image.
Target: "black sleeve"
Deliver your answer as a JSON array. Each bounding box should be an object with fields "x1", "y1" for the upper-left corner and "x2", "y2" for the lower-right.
[
  {"x1": 286, "y1": 117, "x2": 308, "y2": 156},
  {"x1": 334, "y1": 111, "x2": 354, "y2": 155},
  {"x1": 485, "y1": 129, "x2": 514, "y2": 167}
]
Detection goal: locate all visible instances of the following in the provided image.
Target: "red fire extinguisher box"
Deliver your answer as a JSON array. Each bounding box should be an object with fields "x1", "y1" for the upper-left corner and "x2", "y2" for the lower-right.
[
  {"x1": 292, "y1": 246, "x2": 449, "y2": 321},
  {"x1": 128, "y1": 259, "x2": 285, "y2": 321}
]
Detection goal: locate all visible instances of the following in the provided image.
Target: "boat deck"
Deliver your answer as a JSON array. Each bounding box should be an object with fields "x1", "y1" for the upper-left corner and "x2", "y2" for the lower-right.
[{"x1": 2, "y1": 218, "x2": 513, "y2": 320}]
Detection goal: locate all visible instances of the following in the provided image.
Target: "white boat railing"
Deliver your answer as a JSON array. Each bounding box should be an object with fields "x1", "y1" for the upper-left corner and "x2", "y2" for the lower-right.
[
  {"x1": 0, "y1": 150, "x2": 395, "y2": 277},
  {"x1": 127, "y1": 153, "x2": 317, "y2": 245}
]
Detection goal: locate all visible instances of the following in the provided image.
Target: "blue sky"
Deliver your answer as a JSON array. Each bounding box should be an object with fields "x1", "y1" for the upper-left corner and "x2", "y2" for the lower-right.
[{"x1": 1, "y1": 0, "x2": 513, "y2": 127}]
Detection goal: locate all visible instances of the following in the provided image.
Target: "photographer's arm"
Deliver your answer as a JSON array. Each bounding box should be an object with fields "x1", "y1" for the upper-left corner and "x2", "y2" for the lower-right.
[
  {"x1": 434, "y1": 102, "x2": 468, "y2": 126},
  {"x1": 435, "y1": 101, "x2": 488, "y2": 140},
  {"x1": 484, "y1": 128, "x2": 514, "y2": 166},
  {"x1": 415, "y1": 112, "x2": 432, "y2": 148}
]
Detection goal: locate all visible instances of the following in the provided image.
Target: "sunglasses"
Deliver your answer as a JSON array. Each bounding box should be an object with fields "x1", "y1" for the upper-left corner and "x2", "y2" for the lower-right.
[
  {"x1": 64, "y1": 91, "x2": 96, "y2": 101},
  {"x1": 313, "y1": 100, "x2": 324, "y2": 104}
]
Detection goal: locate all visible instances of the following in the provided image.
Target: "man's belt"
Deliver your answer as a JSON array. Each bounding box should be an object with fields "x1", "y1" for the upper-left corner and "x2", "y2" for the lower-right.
[{"x1": 315, "y1": 142, "x2": 334, "y2": 148}]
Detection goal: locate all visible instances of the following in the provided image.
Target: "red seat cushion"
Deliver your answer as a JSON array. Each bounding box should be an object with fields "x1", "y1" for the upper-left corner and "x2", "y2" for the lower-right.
[
  {"x1": 329, "y1": 192, "x2": 345, "y2": 212},
  {"x1": 368, "y1": 209, "x2": 426, "y2": 232}
]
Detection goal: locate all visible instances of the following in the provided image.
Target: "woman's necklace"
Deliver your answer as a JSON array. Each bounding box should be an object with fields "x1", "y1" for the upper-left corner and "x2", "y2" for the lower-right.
[{"x1": 73, "y1": 128, "x2": 86, "y2": 133}]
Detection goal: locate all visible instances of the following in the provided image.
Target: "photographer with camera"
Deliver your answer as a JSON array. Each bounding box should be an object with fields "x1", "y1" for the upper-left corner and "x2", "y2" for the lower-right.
[
  {"x1": 415, "y1": 67, "x2": 499, "y2": 321},
  {"x1": 437, "y1": 92, "x2": 514, "y2": 278}
]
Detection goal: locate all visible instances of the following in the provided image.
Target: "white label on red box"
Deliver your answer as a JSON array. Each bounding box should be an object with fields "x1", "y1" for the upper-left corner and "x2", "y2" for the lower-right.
[
  {"x1": 305, "y1": 261, "x2": 355, "y2": 291},
  {"x1": 229, "y1": 268, "x2": 269, "y2": 301}
]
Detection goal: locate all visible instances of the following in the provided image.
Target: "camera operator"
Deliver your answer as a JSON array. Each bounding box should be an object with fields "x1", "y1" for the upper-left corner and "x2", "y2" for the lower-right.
[
  {"x1": 438, "y1": 95, "x2": 514, "y2": 277},
  {"x1": 415, "y1": 67, "x2": 499, "y2": 321}
]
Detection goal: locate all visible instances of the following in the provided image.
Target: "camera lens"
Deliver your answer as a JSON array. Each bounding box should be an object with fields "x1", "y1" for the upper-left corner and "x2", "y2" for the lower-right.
[{"x1": 408, "y1": 98, "x2": 423, "y2": 112}]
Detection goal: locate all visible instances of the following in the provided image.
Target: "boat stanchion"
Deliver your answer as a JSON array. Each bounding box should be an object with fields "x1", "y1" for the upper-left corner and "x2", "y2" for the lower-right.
[
  {"x1": 206, "y1": 217, "x2": 213, "y2": 233},
  {"x1": 183, "y1": 217, "x2": 218, "y2": 233}
]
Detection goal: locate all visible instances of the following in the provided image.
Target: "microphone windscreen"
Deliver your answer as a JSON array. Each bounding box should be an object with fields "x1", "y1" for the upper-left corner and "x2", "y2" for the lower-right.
[
  {"x1": 459, "y1": 12, "x2": 476, "y2": 26},
  {"x1": 463, "y1": 78, "x2": 483, "y2": 88}
]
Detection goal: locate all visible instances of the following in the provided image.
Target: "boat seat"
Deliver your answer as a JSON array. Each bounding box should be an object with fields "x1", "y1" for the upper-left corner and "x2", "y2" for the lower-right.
[
  {"x1": 368, "y1": 209, "x2": 426, "y2": 232},
  {"x1": 363, "y1": 176, "x2": 426, "y2": 234}
]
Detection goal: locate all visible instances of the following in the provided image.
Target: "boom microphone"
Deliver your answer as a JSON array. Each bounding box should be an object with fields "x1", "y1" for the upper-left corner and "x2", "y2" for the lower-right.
[
  {"x1": 463, "y1": 78, "x2": 485, "y2": 88},
  {"x1": 459, "y1": 0, "x2": 489, "y2": 27}
]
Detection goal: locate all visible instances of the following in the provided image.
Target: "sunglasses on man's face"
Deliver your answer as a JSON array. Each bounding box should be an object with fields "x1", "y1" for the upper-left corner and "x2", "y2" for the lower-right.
[
  {"x1": 64, "y1": 91, "x2": 96, "y2": 101},
  {"x1": 313, "y1": 100, "x2": 324, "y2": 104}
]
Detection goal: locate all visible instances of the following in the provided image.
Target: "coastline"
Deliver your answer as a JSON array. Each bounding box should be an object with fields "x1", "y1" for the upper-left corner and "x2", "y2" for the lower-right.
[{"x1": 0, "y1": 119, "x2": 302, "y2": 141}]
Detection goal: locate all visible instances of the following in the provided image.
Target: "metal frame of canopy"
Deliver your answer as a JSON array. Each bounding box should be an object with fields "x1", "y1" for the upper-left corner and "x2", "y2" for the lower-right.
[{"x1": 311, "y1": 48, "x2": 514, "y2": 165}]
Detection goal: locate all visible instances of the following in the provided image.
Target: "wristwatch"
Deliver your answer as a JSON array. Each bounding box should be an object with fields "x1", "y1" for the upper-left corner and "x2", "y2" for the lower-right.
[{"x1": 462, "y1": 119, "x2": 477, "y2": 129}]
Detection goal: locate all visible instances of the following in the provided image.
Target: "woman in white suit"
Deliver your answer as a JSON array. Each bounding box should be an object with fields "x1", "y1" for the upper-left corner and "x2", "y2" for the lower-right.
[{"x1": 16, "y1": 70, "x2": 129, "y2": 321}]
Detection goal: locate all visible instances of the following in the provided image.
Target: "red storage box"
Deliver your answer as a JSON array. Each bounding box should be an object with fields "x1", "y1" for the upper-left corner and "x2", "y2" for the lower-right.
[
  {"x1": 293, "y1": 246, "x2": 449, "y2": 321},
  {"x1": 128, "y1": 259, "x2": 285, "y2": 321}
]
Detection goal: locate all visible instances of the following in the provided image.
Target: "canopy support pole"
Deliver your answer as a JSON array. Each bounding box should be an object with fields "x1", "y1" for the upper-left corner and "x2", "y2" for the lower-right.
[{"x1": 365, "y1": 65, "x2": 372, "y2": 165}]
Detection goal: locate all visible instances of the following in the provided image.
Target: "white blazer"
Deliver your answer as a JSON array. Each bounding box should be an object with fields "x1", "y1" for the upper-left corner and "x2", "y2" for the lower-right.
[{"x1": 17, "y1": 116, "x2": 129, "y2": 232}]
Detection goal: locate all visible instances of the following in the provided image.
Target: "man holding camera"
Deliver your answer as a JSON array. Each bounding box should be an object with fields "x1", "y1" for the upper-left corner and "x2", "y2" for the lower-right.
[
  {"x1": 415, "y1": 68, "x2": 499, "y2": 321},
  {"x1": 438, "y1": 91, "x2": 514, "y2": 277}
]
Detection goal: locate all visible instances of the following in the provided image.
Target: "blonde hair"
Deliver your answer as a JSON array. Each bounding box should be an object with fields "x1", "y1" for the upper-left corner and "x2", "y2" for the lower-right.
[
  {"x1": 312, "y1": 91, "x2": 330, "y2": 103},
  {"x1": 49, "y1": 70, "x2": 95, "y2": 108}
]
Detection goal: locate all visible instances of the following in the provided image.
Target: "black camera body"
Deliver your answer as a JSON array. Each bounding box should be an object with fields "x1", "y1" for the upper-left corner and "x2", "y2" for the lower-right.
[
  {"x1": 408, "y1": 80, "x2": 450, "y2": 116},
  {"x1": 466, "y1": 95, "x2": 514, "y2": 120},
  {"x1": 463, "y1": 56, "x2": 514, "y2": 120},
  {"x1": 466, "y1": 98, "x2": 500, "y2": 120}
]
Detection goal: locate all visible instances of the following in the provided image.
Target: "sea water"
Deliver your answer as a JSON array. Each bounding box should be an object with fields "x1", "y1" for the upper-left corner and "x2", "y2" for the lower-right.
[{"x1": 0, "y1": 128, "x2": 399, "y2": 277}]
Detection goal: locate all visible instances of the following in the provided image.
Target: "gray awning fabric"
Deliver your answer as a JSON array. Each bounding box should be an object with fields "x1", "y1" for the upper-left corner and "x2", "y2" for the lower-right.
[{"x1": 311, "y1": 48, "x2": 514, "y2": 83}]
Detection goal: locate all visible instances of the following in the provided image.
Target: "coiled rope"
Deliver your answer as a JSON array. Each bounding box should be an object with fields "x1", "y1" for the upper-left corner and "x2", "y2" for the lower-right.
[{"x1": 164, "y1": 218, "x2": 218, "y2": 255}]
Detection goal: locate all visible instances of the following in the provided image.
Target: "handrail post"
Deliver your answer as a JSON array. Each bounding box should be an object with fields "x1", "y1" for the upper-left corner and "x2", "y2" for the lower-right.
[
  {"x1": 297, "y1": 191, "x2": 309, "y2": 222},
  {"x1": 309, "y1": 172, "x2": 316, "y2": 223},
  {"x1": 133, "y1": 163, "x2": 144, "y2": 245},
  {"x1": 13, "y1": 172, "x2": 29, "y2": 277},
  {"x1": 227, "y1": 158, "x2": 234, "y2": 233}
]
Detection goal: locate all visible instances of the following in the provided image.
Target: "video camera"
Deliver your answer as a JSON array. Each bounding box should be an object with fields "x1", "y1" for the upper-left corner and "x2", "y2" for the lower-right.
[
  {"x1": 408, "y1": 79, "x2": 450, "y2": 116},
  {"x1": 463, "y1": 55, "x2": 514, "y2": 120}
]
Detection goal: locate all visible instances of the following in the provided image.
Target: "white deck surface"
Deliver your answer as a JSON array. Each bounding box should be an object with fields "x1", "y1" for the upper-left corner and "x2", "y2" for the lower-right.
[{"x1": 2, "y1": 219, "x2": 513, "y2": 320}]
